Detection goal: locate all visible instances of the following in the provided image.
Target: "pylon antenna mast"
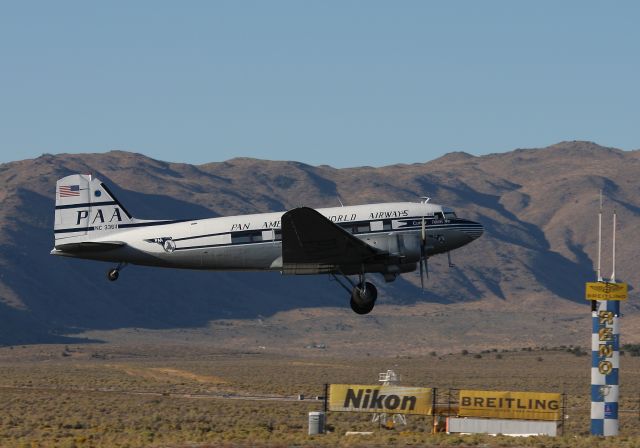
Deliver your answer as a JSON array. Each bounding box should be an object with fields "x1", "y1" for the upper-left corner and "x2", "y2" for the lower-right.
[
  {"x1": 597, "y1": 190, "x2": 602, "y2": 282},
  {"x1": 611, "y1": 208, "x2": 617, "y2": 283}
]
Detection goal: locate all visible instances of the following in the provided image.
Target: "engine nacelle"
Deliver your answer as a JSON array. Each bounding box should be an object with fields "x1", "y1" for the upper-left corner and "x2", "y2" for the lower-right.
[
  {"x1": 382, "y1": 262, "x2": 418, "y2": 282},
  {"x1": 397, "y1": 232, "x2": 421, "y2": 260},
  {"x1": 361, "y1": 232, "x2": 421, "y2": 262}
]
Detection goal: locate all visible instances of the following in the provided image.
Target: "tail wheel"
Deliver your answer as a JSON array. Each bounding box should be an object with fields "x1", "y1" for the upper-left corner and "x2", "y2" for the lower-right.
[{"x1": 107, "y1": 269, "x2": 119, "y2": 282}]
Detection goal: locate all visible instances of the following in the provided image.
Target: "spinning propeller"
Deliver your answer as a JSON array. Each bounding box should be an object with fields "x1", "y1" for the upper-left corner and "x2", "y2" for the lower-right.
[{"x1": 419, "y1": 214, "x2": 429, "y2": 291}]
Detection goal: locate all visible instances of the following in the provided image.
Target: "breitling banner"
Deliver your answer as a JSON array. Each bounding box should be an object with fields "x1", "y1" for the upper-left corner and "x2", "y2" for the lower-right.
[
  {"x1": 329, "y1": 384, "x2": 433, "y2": 415},
  {"x1": 459, "y1": 390, "x2": 562, "y2": 421},
  {"x1": 585, "y1": 282, "x2": 628, "y2": 301}
]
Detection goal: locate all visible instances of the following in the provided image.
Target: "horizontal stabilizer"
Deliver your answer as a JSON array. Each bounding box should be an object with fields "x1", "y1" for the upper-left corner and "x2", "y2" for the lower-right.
[{"x1": 52, "y1": 241, "x2": 126, "y2": 254}]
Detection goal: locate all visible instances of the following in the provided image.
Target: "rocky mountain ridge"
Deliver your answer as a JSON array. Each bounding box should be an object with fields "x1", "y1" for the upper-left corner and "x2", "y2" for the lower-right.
[{"x1": 0, "y1": 141, "x2": 638, "y2": 345}]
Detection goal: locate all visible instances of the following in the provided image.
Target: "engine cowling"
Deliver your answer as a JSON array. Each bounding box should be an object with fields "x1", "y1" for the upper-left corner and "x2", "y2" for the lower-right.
[
  {"x1": 397, "y1": 232, "x2": 421, "y2": 261},
  {"x1": 362, "y1": 233, "x2": 421, "y2": 262}
]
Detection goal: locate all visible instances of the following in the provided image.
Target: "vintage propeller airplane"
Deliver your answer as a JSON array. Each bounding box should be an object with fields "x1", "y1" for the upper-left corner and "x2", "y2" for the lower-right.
[{"x1": 51, "y1": 174, "x2": 483, "y2": 314}]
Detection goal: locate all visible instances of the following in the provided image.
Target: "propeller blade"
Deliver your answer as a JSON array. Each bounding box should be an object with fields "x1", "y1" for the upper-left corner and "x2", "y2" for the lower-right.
[
  {"x1": 425, "y1": 256, "x2": 429, "y2": 279},
  {"x1": 418, "y1": 212, "x2": 430, "y2": 290},
  {"x1": 419, "y1": 243, "x2": 429, "y2": 290}
]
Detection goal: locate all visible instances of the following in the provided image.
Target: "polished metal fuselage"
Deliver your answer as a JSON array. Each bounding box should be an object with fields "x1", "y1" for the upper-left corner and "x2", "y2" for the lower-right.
[{"x1": 52, "y1": 202, "x2": 483, "y2": 274}]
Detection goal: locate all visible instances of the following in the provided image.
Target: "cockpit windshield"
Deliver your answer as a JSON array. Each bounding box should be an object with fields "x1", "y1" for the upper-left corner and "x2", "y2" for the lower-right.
[{"x1": 444, "y1": 211, "x2": 457, "y2": 219}]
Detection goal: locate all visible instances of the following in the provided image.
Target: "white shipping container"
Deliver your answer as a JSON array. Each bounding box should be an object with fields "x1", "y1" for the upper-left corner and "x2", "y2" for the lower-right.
[{"x1": 447, "y1": 417, "x2": 557, "y2": 436}]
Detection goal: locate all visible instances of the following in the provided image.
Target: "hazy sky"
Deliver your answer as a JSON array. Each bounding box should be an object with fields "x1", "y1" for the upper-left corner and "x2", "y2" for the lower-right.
[{"x1": 1, "y1": 1, "x2": 638, "y2": 167}]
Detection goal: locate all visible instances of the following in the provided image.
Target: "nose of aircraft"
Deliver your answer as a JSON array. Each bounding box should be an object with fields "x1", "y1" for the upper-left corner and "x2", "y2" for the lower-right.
[{"x1": 465, "y1": 220, "x2": 484, "y2": 241}]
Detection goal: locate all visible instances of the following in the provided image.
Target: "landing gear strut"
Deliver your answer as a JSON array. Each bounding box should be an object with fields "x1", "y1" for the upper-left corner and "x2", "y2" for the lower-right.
[
  {"x1": 331, "y1": 272, "x2": 378, "y2": 315},
  {"x1": 107, "y1": 262, "x2": 128, "y2": 282}
]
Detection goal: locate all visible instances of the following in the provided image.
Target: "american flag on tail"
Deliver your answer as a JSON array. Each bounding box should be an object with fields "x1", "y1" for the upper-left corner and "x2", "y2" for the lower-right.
[{"x1": 59, "y1": 185, "x2": 81, "y2": 197}]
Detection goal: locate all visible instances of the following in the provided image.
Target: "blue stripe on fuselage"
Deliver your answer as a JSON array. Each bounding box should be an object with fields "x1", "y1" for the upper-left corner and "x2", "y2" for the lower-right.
[
  {"x1": 55, "y1": 201, "x2": 118, "y2": 210},
  {"x1": 53, "y1": 219, "x2": 189, "y2": 234}
]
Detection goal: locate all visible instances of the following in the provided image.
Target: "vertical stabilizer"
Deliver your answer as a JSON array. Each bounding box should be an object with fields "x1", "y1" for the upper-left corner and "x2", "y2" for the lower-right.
[{"x1": 54, "y1": 174, "x2": 135, "y2": 243}]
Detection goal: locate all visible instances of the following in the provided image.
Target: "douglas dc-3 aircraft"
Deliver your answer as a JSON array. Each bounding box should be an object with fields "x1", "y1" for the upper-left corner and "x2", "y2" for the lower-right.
[{"x1": 51, "y1": 174, "x2": 483, "y2": 314}]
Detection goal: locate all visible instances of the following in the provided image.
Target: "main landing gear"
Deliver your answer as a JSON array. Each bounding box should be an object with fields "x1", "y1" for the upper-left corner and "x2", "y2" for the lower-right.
[
  {"x1": 350, "y1": 281, "x2": 378, "y2": 314},
  {"x1": 331, "y1": 273, "x2": 378, "y2": 315},
  {"x1": 107, "y1": 262, "x2": 128, "y2": 281}
]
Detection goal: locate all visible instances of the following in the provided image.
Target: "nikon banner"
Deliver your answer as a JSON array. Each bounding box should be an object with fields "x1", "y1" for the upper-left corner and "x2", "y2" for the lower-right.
[
  {"x1": 329, "y1": 384, "x2": 433, "y2": 415},
  {"x1": 459, "y1": 390, "x2": 562, "y2": 421}
]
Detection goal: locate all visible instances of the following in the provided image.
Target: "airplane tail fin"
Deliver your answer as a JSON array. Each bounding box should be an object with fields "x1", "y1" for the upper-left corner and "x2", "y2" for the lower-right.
[{"x1": 54, "y1": 174, "x2": 136, "y2": 243}]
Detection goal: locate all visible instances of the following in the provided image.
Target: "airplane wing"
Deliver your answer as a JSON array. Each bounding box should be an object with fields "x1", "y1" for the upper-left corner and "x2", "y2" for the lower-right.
[
  {"x1": 52, "y1": 241, "x2": 126, "y2": 254},
  {"x1": 281, "y1": 207, "x2": 386, "y2": 274}
]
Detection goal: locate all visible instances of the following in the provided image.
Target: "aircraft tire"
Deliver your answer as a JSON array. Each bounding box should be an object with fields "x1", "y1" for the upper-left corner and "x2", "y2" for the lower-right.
[
  {"x1": 350, "y1": 297, "x2": 375, "y2": 314},
  {"x1": 350, "y1": 282, "x2": 377, "y2": 314},
  {"x1": 107, "y1": 269, "x2": 119, "y2": 281}
]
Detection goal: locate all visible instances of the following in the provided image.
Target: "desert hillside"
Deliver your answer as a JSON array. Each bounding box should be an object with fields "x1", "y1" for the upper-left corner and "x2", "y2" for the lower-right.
[{"x1": 0, "y1": 141, "x2": 638, "y2": 345}]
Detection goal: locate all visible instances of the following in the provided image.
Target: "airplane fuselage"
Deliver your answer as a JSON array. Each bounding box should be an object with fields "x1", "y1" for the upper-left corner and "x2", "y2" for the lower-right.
[{"x1": 53, "y1": 201, "x2": 482, "y2": 275}]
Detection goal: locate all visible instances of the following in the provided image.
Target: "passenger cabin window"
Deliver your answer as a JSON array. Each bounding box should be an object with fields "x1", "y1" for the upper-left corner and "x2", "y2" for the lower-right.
[
  {"x1": 232, "y1": 235, "x2": 252, "y2": 244},
  {"x1": 356, "y1": 223, "x2": 370, "y2": 233},
  {"x1": 370, "y1": 221, "x2": 384, "y2": 232},
  {"x1": 232, "y1": 232, "x2": 263, "y2": 244}
]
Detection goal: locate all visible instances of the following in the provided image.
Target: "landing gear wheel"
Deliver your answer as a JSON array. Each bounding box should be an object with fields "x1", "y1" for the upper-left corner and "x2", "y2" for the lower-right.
[
  {"x1": 107, "y1": 269, "x2": 119, "y2": 282},
  {"x1": 350, "y1": 297, "x2": 375, "y2": 314},
  {"x1": 350, "y1": 281, "x2": 377, "y2": 315}
]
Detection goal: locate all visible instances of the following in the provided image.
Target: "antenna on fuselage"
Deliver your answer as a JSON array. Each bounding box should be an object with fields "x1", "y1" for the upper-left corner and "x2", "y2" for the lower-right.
[
  {"x1": 447, "y1": 251, "x2": 455, "y2": 268},
  {"x1": 337, "y1": 195, "x2": 344, "y2": 207}
]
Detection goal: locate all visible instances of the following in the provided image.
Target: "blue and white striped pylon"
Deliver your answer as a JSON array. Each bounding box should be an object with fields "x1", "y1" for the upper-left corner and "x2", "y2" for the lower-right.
[{"x1": 591, "y1": 299, "x2": 620, "y2": 436}]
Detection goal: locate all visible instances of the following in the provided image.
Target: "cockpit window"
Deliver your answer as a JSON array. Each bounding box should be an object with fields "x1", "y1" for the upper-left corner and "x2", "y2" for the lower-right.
[{"x1": 444, "y1": 212, "x2": 457, "y2": 219}]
